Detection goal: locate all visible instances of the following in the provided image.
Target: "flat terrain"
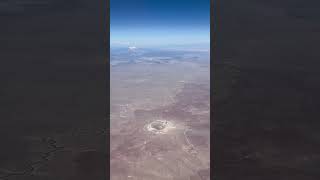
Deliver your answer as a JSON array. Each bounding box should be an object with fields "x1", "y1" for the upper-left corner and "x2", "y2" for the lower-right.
[{"x1": 110, "y1": 49, "x2": 210, "y2": 180}]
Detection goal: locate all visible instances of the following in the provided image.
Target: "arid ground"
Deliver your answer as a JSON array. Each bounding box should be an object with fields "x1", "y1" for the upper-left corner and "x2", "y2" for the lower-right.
[{"x1": 110, "y1": 48, "x2": 210, "y2": 180}]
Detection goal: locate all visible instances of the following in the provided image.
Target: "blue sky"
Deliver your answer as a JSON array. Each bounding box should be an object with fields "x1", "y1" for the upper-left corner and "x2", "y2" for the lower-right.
[{"x1": 110, "y1": 0, "x2": 210, "y2": 48}]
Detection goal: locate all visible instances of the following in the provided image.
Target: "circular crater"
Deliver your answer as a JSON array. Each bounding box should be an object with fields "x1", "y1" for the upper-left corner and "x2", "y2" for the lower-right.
[
  {"x1": 144, "y1": 120, "x2": 175, "y2": 134},
  {"x1": 151, "y1": 121, "x2": 166, "y2": 130}
]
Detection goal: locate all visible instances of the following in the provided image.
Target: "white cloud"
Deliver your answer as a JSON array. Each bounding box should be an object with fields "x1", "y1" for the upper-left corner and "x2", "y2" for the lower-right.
[{"x1": 128, "y1": 46, "x2": 137, "y2": 50}]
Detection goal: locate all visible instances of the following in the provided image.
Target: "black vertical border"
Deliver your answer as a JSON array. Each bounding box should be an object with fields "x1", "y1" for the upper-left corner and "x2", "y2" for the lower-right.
[
  {"x1": 210, "y1": 0, "x2": 216, "y2": 178},
  {"x1": 103, "y1": 0, "x2": 110, "y2": 178},
  {"x1": 0, "y1": 0, "x2": 109, "y2": 179},
  {"x1": 100, "y1": 0, "x2": 110, "y2": 177}
]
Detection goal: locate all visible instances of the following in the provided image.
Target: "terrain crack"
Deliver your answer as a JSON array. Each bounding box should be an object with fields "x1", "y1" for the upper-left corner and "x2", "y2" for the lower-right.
[{"x1": 0, "y1": 137, "x2": 64, "y2": 180}]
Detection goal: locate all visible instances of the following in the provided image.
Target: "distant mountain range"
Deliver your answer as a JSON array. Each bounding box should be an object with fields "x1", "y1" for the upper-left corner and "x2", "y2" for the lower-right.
[{"x1": 110, "y1": 47, "x2": 209, "y2": 67}]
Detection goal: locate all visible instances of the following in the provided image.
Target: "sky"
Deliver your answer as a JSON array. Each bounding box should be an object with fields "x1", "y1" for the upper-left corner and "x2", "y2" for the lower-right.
[{"x1": 110, "y1": 0, "x2": 210, "y2": 48}]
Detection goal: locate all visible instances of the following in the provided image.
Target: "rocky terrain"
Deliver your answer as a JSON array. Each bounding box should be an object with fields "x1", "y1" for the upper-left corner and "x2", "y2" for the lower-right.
[{"x1": 110, "y1": 49, "x2": 210, "y2": 180}]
